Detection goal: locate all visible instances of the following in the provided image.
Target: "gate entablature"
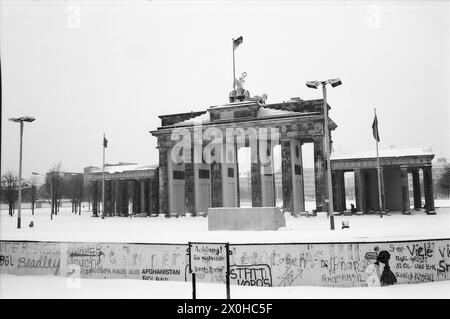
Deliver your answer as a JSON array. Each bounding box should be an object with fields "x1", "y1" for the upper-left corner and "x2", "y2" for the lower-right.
[{"x1": 156, "y1": 99, "x2": 331, "y2": 128}]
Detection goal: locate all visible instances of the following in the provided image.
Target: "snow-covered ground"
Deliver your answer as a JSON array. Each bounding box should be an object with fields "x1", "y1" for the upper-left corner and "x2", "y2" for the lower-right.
[
  {"x1": 1, "y1": 203, "x2": 449, "y2": 244},
  {"x1": 1, "y1": 274, "x2": 449, "y2": 299}
]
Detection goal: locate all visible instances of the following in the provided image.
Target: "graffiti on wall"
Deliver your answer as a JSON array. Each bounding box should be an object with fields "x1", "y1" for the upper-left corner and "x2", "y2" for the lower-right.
[
  {"x1": 384, "y1": 241, "x2": 450, "y2": 283},
  {"x1": 230, "y1": 264, "x2": 272, "y2": 287},
  {"x1": 227, "y1": 243, "x2": 367, "y2": 287},
  {"x1": 65, "y1": 243, "x2": 188, "y2": 281},
  {"x1": 1, "y1": 239, "x2": 449, "y2": 287},
  {"x1": 0, "y1": 241, "x2": 188, "y2": 282},
  {"x1": 0, "y1": 241, "x2": 61, "y2": 276},
  {"x1": 229, "y1": 240, "x2": 450, "y2": 287}
]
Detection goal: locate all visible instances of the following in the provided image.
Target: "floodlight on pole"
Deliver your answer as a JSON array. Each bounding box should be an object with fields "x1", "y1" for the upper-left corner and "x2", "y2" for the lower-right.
[
  {"x1": 9, "y1": 116, "x2": 36, "y2": 229},
  {"x1": 305, "y1": 78, "x2": 342, "y2": 231},
  {"x1": 328, "y1": 78, "x2": 342, "y2": 88},
  {"x1": 306, "y1": 81, "x2": 320, "y2": 89}
]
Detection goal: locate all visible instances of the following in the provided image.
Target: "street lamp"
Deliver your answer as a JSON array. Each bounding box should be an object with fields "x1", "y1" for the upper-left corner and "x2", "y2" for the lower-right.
[
  {"x1": 32, "y1": 172, "x2": 53, "y2": 220},
  {"x1": 9, "y1": 116, "x2": 36, "y2": 229},
  {"x1": 306, "y1": 78, "x2": 342, "y2": 231}
]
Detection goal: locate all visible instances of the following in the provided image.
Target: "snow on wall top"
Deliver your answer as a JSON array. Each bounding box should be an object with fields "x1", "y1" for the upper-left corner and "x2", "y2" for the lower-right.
[{"x1": 331, "y1": 148, "x2": 434, "y2": 160}]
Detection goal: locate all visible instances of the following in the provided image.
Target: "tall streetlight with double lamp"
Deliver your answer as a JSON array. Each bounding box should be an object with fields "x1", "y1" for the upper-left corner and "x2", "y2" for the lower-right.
[
  {"x1": 32, "y1": 172, "x2": 54, "y2": 220},
  {"x1": 306, "y1": 78, "x2": 342, "y2": 230},
  {"x1": 9, "y1": 116, "x2": 36, "y2": 229}
]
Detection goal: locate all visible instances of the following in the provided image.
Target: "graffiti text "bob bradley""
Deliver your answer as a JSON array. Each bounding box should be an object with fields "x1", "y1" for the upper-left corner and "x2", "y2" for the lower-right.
[{"x1": 17, "y1": 256, "x2": 60, "y2": 270}]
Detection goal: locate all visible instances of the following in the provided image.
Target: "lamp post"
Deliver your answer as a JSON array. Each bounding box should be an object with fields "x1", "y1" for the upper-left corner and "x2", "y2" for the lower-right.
[
  {"x1": 306, "y1": 78, "x2": 342, "y2": 230},
  {"x1": 32, "y1": 172, "x2": 53, "y2": 220},
  {"x1": 9, "y1": 116, "x2": 36, "y2": 229}
]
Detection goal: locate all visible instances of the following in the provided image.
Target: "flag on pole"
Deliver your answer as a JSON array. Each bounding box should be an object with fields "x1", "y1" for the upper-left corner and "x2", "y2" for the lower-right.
[
  {"x1": 233, "y1": 36, "x2": 243, "y2": 50},
  {"x1": 372, "y1": 114, "x2": 380, "y2": 142},
  {"x1": 103, "y1": 136, "x2": 108, "y2": 148}
]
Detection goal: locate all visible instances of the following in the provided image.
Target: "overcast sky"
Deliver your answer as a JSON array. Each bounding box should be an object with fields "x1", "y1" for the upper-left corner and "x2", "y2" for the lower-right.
[{"x1": 1, "y1": 0, "x2": 449, "y2": 179}]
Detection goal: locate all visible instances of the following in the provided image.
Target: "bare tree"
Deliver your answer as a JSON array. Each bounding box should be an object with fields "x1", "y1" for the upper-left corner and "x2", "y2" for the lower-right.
[
  {"x1": 39, "y1": 178, "x2": 50, "y2": 204},
  {"x1": 1, "y1": 171, "x2": 18, "y2": 216},
  {"x1": 69, "y1": 174, "x2": 84, "y2": 215},
  {"x1": 47, "y1": 163, "x2": 62, "y2": 216}
]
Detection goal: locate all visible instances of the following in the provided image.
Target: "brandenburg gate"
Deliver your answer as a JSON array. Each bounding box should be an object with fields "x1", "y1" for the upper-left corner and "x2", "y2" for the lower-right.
[{"x1": 150, "y1": 97, "x2": 336, "y2": 216}]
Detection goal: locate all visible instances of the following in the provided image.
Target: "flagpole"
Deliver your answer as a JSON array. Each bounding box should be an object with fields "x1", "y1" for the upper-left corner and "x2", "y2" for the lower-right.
[
  {"x1": 102, "y1": 133, "x2": 105, "y2": 218},
  {"x1": 375, "y1": 108, "x2": 383, "y2": 218},
  {"x1": 232, "y1": 38, "x2": 236, "y2": 91}
]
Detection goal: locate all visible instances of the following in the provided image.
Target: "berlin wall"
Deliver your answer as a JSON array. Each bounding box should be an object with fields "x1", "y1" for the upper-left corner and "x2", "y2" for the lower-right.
[{"x1": 1, "y1": 239, "x2": 449, "y2": 287}]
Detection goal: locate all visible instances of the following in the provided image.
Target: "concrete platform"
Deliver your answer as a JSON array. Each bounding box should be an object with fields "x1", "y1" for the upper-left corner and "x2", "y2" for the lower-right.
[{"x1": 207, "y1": 207, "x2": 286, "y2": 231}]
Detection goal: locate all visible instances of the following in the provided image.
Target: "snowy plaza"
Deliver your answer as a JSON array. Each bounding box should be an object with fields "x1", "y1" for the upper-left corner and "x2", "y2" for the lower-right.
[{"x1": 1, "y1": 202, "x2": 449, "y2": 244}]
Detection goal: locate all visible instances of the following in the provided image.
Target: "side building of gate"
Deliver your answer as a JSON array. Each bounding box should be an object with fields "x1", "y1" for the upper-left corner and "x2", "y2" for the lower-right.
[
  {"x1": 84, "y1": 163, "x2": 159, "y2": 216},
  {"x1": 330, "y1": 149, "x2": 436, "y2": 214}
]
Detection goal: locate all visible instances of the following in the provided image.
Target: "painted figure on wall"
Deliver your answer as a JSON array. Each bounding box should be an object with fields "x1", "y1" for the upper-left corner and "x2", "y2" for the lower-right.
[
  {"x1": 365, "y1": 263, "x2": 381, "y2": 287},
  {"x1": 376, "y1": 250, "x2": 397, "y2": 286}
]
